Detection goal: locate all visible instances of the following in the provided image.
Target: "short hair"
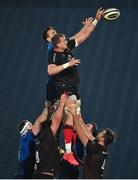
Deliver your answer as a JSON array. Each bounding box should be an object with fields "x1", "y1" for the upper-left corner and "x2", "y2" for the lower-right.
[
  {"x1": 103, "y1": 128, "x2": 116, "y2": 146},
  {"x1": 42, "y1": 26, "x2": 55, "y2": 43},
  {"x1": 51, "y1": 33, "x2": 64, "y2": 47}
]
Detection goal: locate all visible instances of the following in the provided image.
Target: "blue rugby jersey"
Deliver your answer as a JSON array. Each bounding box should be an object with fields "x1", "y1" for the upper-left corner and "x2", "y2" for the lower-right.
[
  {"x1": 15, "y1": 131, "x2": 36, "y2": 178},
  {"x1": 47, "y1": 42, "x2": 53, "y2": 55}
]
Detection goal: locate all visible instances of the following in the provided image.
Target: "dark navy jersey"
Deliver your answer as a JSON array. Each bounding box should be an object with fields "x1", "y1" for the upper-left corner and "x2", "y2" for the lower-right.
[
  {"x1": 48, "y1": 39, "x2": 79, "y2": 87},
  {"x1": 46, "y1": 39, "x2": 79, "y2": 101},
  {"x1": 84, "y1": 140, "x2": 108, "y2": 179},
  {"x1": 35, "y1": 121, "x2": 61, "y2": 175},
  {"x1": 15, "y1": 131, "x2": 36, "y2": 178}
]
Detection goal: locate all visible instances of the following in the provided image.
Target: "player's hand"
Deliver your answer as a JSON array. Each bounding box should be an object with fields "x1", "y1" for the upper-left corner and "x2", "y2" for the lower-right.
[
  {"x1": 95, "y1": 7, "x2": 104, "y2": 21},
  {"x1": 82, "y1": 17, "x2": 94, "y2": 26},
  {"x1": 65, "y1": 100, "x2": 78, "y2": 116},
  {"x1": 68, "y1": 104, "x2": 78, "y2": 116},
  {"x1": 69, "y1": 57, "x2": 81, "y2": 67},
  {"x1": 60, "y1": 94, "x2": 68, "y2": 106}
]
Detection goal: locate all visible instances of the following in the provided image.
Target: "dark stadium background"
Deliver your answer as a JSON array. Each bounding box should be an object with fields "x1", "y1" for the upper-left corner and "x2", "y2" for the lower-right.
[{"x1": 0, "y1": 0, "x2": 138, "y2": 178}]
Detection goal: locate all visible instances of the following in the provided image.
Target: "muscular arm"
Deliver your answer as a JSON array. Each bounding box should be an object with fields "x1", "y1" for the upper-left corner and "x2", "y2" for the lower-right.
[
  {"x1": 70, "y1": 19, "x2": 96, "y2": 45},
  {"x1": 78, "y1": 114, "x2": 95, "y2": 141},
  {"x1": 48, "y1": 64, "x2": 65, "y2": 76},
  {"x1": 32, "y1": 107, "x2": 48, "y2": 136},
  {"x1": 50, "y1": 94, "x2": 67, "y2": 135},
  {"x1": 66, "y1": 102, "x2": 95, "y2": 146},
  {"x1": 70, "y1": 7, "x2": 104, "y2": 45},
  {"x1": 73, "y1": 114, "x2": 95, "y2": 146},
  {"x1": 48, "y1": 58, "x2": 80, "y2": 76}
]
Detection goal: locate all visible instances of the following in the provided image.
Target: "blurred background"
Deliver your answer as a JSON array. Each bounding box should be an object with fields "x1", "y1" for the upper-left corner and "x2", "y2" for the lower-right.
[{"x1": 0, "y1": 0, "x2": 138, "y2": 178}]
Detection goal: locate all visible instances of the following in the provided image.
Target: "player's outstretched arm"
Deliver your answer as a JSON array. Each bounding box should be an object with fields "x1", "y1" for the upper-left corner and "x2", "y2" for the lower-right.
[
  {"x1": 32, "y1": 106, "x2": 48, "y2": 135},
  {"x1": 70, "y1": 7, "x2": 104, "y2": 45}
]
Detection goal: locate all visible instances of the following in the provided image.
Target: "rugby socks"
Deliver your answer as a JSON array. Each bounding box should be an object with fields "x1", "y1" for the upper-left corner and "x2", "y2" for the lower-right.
[
  {"x1": 63, "y1": 125, "x2": 73, "y2": 154},
  {"x1": 63, "y1": 125, "x2": 79, "y2": 166}
]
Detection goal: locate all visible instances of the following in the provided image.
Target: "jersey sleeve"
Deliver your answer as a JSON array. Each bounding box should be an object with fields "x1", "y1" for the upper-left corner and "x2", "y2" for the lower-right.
[{"x1": 67, "y1": 39, "x2": 78, "y2": 50}]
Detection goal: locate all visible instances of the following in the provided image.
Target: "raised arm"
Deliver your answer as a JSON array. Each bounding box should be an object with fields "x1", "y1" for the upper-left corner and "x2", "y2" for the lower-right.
[
  {"x1": 31, "y1": 106, "x2": 48, "y2": 136},
  {"x1": 70, "y1": 7, "x2": 104, "y2": 45},
  {"x1": 50, "y1": 94, "x2": 68, "y2": 135},
  {"x1": 78, "y1": 114, "x2": 95, "y2": 141},
  {"x1": 68, "y1": 103, "x2": 95, "y2": 146},
  {"x1": 48, "y1": 58, "x2": 80, "y2": 76}
]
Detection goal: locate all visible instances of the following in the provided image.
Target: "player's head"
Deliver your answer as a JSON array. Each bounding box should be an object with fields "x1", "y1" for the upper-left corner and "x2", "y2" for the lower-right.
[
  {"x1": 42, "y1": 26, "x2": 57, "y2": 43},
  {"x1": 86, "y1": 122, "x2": 98, "y2": 137},
  {"x1": 51, "y1": 33, "x2": 68, "y2": 50},
  {"x1": 97, "y1": 128, "x2": 116, "y2": 146},
  {"x1": 17, "y1": 120, "x2": 32, "y2": 136}
]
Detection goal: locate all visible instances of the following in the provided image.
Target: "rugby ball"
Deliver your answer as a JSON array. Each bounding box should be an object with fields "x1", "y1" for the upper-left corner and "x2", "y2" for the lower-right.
[{"x1": 103, "y1": 8, "x2": 120, "y2": 20}]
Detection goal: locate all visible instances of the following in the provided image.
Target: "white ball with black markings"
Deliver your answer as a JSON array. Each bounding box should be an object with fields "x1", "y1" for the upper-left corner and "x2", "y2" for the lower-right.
[{"x1": 103, "y1": 8, "x2": 120, "y2": 20}]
